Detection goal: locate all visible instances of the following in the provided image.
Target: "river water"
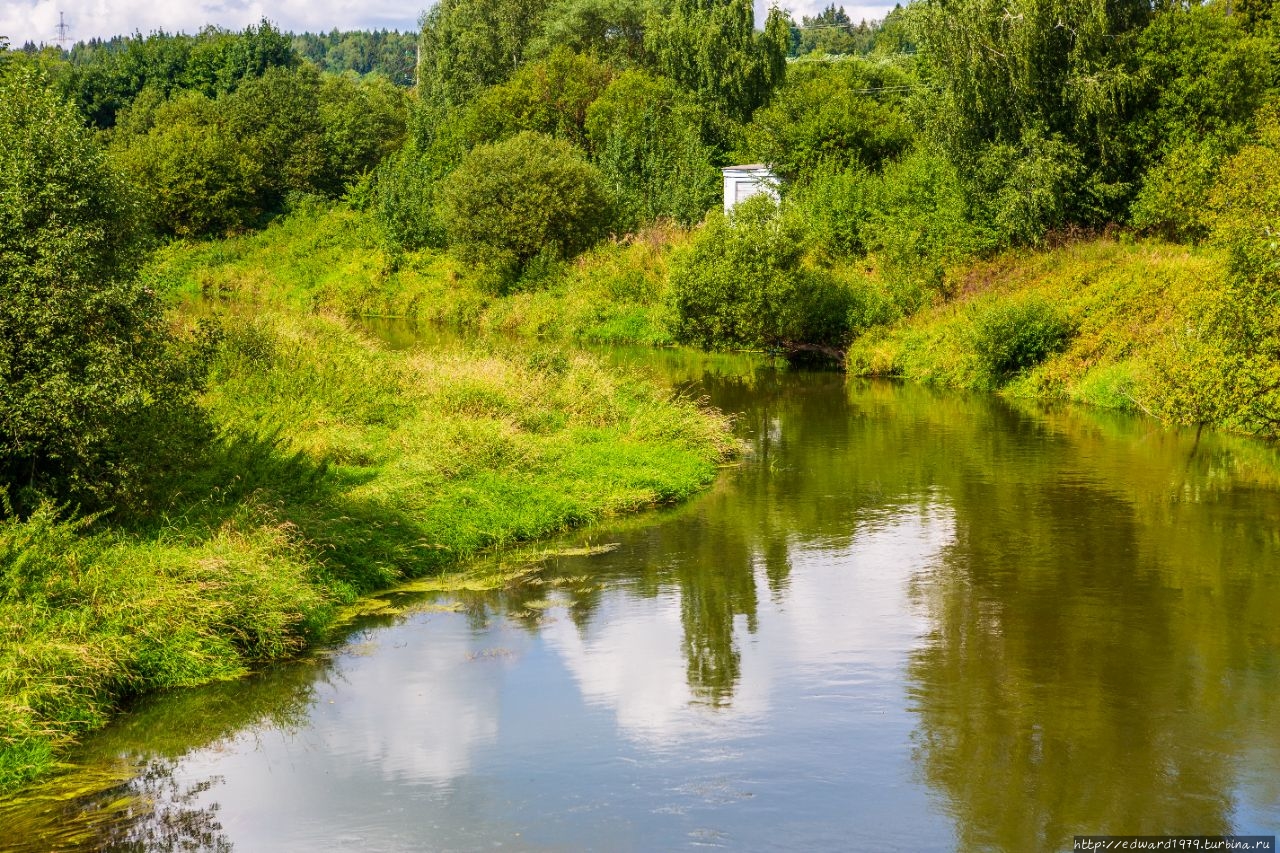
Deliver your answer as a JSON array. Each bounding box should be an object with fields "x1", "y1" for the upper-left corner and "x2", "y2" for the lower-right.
[{"x1": 3, "y1": 335, "x2": 1279, "y2": 852}]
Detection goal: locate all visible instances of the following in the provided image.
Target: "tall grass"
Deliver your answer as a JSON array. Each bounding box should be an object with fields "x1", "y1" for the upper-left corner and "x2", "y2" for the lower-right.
[
  {"x1": 846, "y1": 237, "x2": 1229, "y2": 412},
  {"x1": 0, "y1": 311, "x2": 735, "y2": 793},
  {"x1": 148, "y1": 205, "x2": 683, "y2": 345}
]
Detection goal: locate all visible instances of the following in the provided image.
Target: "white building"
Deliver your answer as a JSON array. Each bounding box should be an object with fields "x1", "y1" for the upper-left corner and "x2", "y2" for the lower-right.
[{"x1": 721, "y1": 164, "x2": 779, "y2": 214}]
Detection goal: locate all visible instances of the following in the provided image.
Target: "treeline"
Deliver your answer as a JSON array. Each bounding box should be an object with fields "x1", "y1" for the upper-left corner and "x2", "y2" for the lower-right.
[
  {"x1": 788, "y1": 4, "x2": 913, "y2": 57},
  {"x1": 292, "y1": 30, "x2": 417, "y2": 85}
]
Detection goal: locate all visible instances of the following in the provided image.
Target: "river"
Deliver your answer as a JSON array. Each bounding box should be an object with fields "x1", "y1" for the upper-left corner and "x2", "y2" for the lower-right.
[{"x1": 2, "y1": 331, "x2": 1278, "y2": 851}]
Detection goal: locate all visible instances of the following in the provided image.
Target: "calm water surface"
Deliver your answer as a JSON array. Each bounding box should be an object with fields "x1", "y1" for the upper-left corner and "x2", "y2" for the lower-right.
[{"x1": 3, "y1": 336, "x2": 1279, "y2": 852}]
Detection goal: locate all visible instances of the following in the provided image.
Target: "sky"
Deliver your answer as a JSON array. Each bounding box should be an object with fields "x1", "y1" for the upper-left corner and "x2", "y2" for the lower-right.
[{"x1": 1, "y1": 0, "x2": 900, "y2": 48}]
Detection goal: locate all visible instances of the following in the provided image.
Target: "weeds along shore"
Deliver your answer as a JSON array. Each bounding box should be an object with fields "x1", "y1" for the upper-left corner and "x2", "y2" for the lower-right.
[{"x1": 0, "y1": 310, "x2": 736, "y2": 794}]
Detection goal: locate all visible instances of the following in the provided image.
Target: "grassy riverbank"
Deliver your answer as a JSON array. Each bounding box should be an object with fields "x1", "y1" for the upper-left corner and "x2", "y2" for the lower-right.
[
  {"x1": 846, "y1": 238, "x2": 1232, "y2": 414},
  {"x1": 150, "y1": 203, "x2": 682, "y2": 346},
  {"x1": 148, "y1": 203, "x2": 1258, "y2": 428},
  {"x1": 0, "y1": 311, "x2": 734, "y2": 793}
]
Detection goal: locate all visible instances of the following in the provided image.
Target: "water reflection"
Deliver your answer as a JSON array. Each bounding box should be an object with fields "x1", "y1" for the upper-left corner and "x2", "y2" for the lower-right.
[{"x1": 3, "y1": 344, "x2": 1279, "y2": 851}]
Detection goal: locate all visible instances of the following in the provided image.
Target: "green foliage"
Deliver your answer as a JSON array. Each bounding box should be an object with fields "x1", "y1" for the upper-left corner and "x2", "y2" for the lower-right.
[
  {"x1": 0, "y1": 69, "x2": 203, "y2": 510},
  {"x1": 669, "y1": 195, "x2": 851, "y2": 351},
  {"x1": 787, "y1": 165, "x2": 874, "y2": 258},
  {"x1": 973, "y1": 129, "x2": 1086, "y2": 245},
  {"x1": 222, "y1": 65, "x2": 333, "y2": 204},
  {"x1": 585, "y1": 69, "x2": 720, "y2": 229},
  {"x1": 917, "y1": 0, "x2": 1146, "y2": 163},
  {"x1": 528, "y1": 0, "x2": 652, "y2": 63},
  {"x1": 865, "y1": 148, "x2": 991, "y2": 288},
  {"x1": 292, "y1": 30, "x2": 418, "y2": 85},
  {"x1": 317, "y1": 73, "x2": 408, "y2": 191},
  {"x1": 62, "y1": 21, "x2": 297, "y2": 128},
  {"x1": 373, "y1": 143, "x2": 450, "y2": 251},
  {"x1": 743, "y1": 59, "x2": 912, "y2": 180},
  {"x1": 438, "y1": 132, "x2": 614, "y2": 288},
  {"x1": 1146, "y1": 105, "x2": 1280, "y2": 436},
  {"x1": 1129, "y1": 135, "x2": 1227, "y2": 242},
  {"x1": 792, "y1": 6, "x2": 877, "y2": 57},
  {"x1": 966, "y1": 295, "x2": 1073, "y2": 382},
  {"x1": 646, "y1": 0, "x2": 790, "y2": 122},
  {"x1": 419, "y1": 0, "x2": 552, "y2": 104},
  {"x1": 105, "y1": 66, "x2": 404, "y2": 237},
  {"x1": 466, "y1": 47, "x2": 615, "y2": 147},
  {"x1": 1128, "y1": 5, "x2": 1274, "y2": 160},
  {"x1": 109, "y1": 91, "x2": 263, "y2": 237}
]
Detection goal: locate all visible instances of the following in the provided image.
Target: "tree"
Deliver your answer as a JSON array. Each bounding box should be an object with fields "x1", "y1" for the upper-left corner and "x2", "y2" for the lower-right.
[
  {"x1": 646, "y1": 0, "x2": 790, "y2": 122},
  {"x1": 317, "y1": 73, "x2": 408, "y2": 189},
  {"x1": 743, "y1": 59, "x2": 912, "y2": 181},
  {"x1": 419, "y1": 0, "x2": 553, "y2": 105},
  {"x1": 528, "y1": 0, "x2": 652, "y2": 64},
  {"x1": 223, "y1": 65, "x2": 332, "y2": 203},
  {"x1": 585, "y1": 69, "x2": 720, "y2": 228},
  {"x1": 0, "y1": 69, "x2": 200, "y2": 509},
  {"x1": 60, "y1": 21, "x2": 297, "y2": 128},
  {"x1": 668, "y1": 195, "x2": 851, "y2": 354},
  {"x1": 465, "y1": 47, "x2": 615, "y2": 148},
  {"x1": 437, "y1": 132, "x2": 613, "y2": 287},
  {"x1": 108, "y1": 91, "x2": 263, "y2": 237},
  {"x1": 915, "y1": 0, "x2": 1151, "y2": 222}
]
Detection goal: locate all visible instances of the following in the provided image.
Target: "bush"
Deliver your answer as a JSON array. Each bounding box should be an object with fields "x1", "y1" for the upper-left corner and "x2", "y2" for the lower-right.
[
  {"x1": 317, "y1": 73, "x2": 408, "y2": 192},
  {"x1": 669, "y1": 195, "x2": 851, "y2": 353},
  {"x1": 789, "y1": 165, "x2": 874, "y2": 258},
  {"x1": 438, "y1": 131, "x2": 613, "y2": 290},
  {"x1": 1145, "y1": 103, "x2": 1280, "y2": 437},
  {"x1": 865, "y1": 148, "x2": 991, "y2": 288},
  {"x1": 966, "y1": 295, "x2": 1074, "y2": 382},
  {"x1": 108, "y1": 91, "x2": 263, "y2": 237},
  {"x1": 1129, "y1": 135, "x2": 1229, "y2": 242},
  {"x1": 465, "y1": 47, "x2": 615, "y2": 149},
  {"x1": 0, "y1": 69, "x2": 205, "y2": 511},
  {"x1": 743, "y1": 60, "x2": 912, "y2": 182},
  {"x1": 585, "y1": 70, "x2": 720, "y2": 231},
  {"x1": 974, "y1": 129, "x2": 1087, "y2": 246}
]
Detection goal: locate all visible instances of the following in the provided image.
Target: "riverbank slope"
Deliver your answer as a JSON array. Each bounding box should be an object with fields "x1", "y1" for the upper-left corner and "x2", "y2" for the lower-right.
[
  {"x1": 846, "y1": 238, "x2": 1231, "y2": 414},
  {"x1": 0, "y1": 310, "x2": 735, "y2": 793}
]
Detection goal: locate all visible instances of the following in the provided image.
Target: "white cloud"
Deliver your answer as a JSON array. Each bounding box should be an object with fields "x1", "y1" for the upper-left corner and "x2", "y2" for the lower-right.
[{"x1": 0, "y1": 0, "x2": 423, "y2": 46}]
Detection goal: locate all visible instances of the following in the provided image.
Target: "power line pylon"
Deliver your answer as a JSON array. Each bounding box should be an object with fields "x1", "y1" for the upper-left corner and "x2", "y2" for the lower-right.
[{"x1": 55, "y1": 12, "x2": 71, "y2": 48}]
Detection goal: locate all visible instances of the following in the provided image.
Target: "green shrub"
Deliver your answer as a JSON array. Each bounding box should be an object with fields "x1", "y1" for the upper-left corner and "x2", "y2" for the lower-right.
[
  {"x1": 669, "y1": 195, "x2": 851, "y2": 352},
  {"x1": 974, "y1": 129, "x2": 1087, "y2": 246},
  {"x1": 438, "y1": 131, "x2": 614, "y2": 290},
  {"x1": 585, "y1": 70, "x2": 720, "y2": 231},
  {"x1": 788, "y1": 166, "x2": 870, "y2": 259},
  {"x1": 465, "y1": 47, "x2": 615, "y2": 148},
  {"x1": 108, "y1": 91, "x2": 263, "y2": 237},
  {"x1": 966, "y1": 295, "x2": 1074, "y2": 382},
  {"x1": 1146, "y1": 103, "x2": 1280, "y2": 437},
  {"x1": 0, "y1": 69, "x2": 205, "y2": 511},
  {"x1": 317, "y1": 73, "x2": 408, "y2": 192},
  {"x1": 865, "y1": 148, "x2": 990, "y2": 288},
  {"x1": 743, "y1": 60, "x2": 912, "y2": 182},
  {"x1": 1129, "y1": 135, "x2": 1229, "y2": 242}
]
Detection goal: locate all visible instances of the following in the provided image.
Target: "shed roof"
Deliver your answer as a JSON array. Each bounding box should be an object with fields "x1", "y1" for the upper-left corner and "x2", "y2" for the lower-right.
[{"x1": 721, "y1": 163, "x2": 770, "y2": 172}]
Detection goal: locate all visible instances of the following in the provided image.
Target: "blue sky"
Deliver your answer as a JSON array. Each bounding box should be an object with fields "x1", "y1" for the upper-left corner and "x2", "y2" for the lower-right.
[{"x1": 1, "y1": 0, "x2": 899, "y2": 48}]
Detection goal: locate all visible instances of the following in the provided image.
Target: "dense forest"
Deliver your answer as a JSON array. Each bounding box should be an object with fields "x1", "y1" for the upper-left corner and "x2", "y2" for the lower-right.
[{"x1": 1, "y1": 0, "x2": 1279, "y2": 793}]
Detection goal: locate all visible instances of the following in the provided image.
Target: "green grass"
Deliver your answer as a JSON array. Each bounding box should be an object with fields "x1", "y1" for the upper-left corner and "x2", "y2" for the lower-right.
[
  {"x1": 148, "y1": 204, "x2": 682, "y2": 345},
  {"x1": 0, "y1": 310, "x2": 735, "y2": 794},
  {"x1": 846, "y1": 237, "x2": 1230, "y2": 412}
]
